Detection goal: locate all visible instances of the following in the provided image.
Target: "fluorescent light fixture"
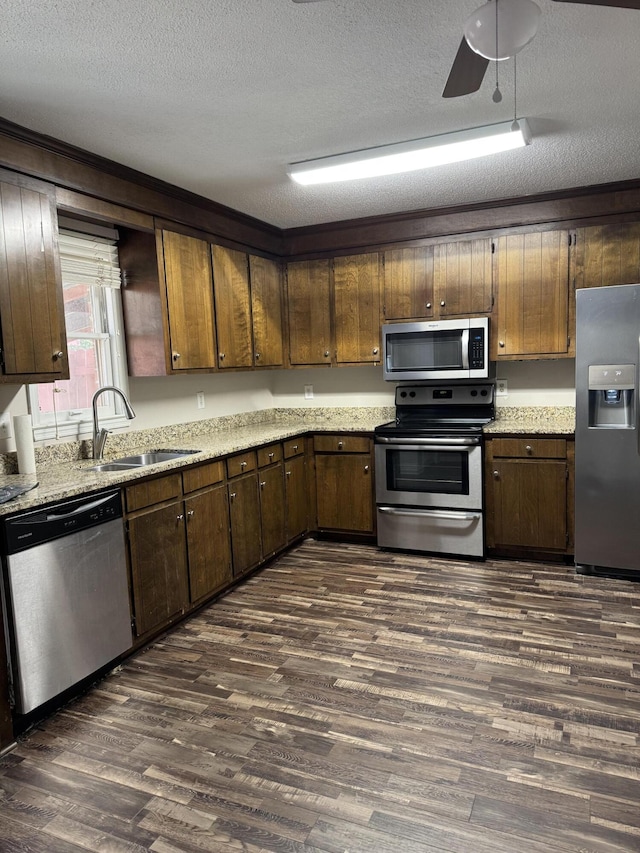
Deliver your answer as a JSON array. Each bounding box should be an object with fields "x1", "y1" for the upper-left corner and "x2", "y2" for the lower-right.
[{"x1": 288, "y1": 119, "x2": 531, "y2": 185}]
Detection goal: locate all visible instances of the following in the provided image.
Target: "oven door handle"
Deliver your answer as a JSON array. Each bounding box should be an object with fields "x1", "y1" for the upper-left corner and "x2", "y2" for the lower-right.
[
  {"x1": 378, "y1": 506, "x2": 480, "y2": 522},
  {"x1": 375, "y1": 436, "x2": 480, "y2": 447}
]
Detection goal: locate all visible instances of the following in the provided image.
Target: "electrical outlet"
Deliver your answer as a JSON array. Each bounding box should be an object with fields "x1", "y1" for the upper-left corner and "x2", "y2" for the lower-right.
[
  {"x1": 196, "y1": 391, "x2": 205, "y2": 409},
  {"x1": 0, "y1": 413, "x2": 11, "y2": 440},
  {"x1": 496, "y1": 378, "x2": 508, "y2": 396},
  {"x1": 304, "y1": 384, "x2": 314, "y2": 400}
]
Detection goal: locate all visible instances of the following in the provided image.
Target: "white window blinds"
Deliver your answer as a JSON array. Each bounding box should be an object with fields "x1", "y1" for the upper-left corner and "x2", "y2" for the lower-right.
[{"x1": 58, "y1": 230, "x2": 122, "y2": 289}]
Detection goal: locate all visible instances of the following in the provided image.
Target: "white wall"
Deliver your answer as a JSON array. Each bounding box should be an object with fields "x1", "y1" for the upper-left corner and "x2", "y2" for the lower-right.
[{"x1": 0, "y1": 359, "x2": 576, "y2": 452}]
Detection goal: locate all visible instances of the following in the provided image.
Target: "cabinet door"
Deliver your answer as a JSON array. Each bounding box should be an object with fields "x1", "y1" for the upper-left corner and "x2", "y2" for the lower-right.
[
  {"x1": 212, "y1": 245, "x2": 253, "y2": 368},
  {"x1": 250, "y1": 255, "x2": 284, "y2": 367},
  {"x1": 574, "y1": 222, "x2": 640, "y2": 289},
  {"x1": 185, "y1": 485, "x2": 232, "y2": 603},
  {"x1": 228, "y1": 473, "x2": 262, "y2": 576},
  {"x1": 0, "y1": 178, "x2": 67, "y2": 379},
  {"x1": 491, "y1": 459, "x2": 567, "y2": 550},
  {"x1": 259, "y1": 462, "x2": 286, "y2": 557},
  {"x1": 285, "y1": 453, "x2": 308, "y2": 541},
  {"x1": 161, "y1": 230, "x2": 216, "y2": 370},
  {"x1": 334, "y1": 253, "x2": 382, "y2": 364},
  {"x1": 383, "y1": 246, "x2": 434, "y2": 320},
  {"x1": 315, "y1": 453, "x2": 373, "y2": 533},
  {"x1": 287, "y1": 259, "x2": 332, "y2": 365},
  {"x1": 128, "y1": 502, "x2": 189, "y2": 637},
  {"x1": 494, "y1": 230, "x2": 570, "y2": 358},
  {"x1": 434, "y1": 237, "x2": 492, "y2": 317}
]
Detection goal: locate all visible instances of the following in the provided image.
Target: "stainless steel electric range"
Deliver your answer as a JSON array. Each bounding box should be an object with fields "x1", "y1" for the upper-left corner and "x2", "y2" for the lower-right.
[{"x1": 374, "y1": 382, "x2": 495, "y2": 558}]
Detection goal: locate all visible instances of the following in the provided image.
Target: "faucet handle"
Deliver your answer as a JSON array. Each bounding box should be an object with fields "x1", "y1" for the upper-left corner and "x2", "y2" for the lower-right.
[{"x1": 94, "y1": 428, "x2": 110, "y2": 460}]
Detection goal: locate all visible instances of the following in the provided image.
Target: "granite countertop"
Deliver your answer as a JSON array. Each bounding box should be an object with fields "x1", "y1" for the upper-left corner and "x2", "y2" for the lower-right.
[{"x1": 0, "y1": 405, "x2": 575, "y2": 516}]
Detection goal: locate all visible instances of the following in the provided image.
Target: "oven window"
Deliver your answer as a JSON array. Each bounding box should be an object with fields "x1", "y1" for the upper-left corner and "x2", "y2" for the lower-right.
[
  {"x1": 387, "y1": 329, "x2": 463, "y2": 371},
  {"x1": 386, "y1": 448, "x2": 469, "y2": 495}
]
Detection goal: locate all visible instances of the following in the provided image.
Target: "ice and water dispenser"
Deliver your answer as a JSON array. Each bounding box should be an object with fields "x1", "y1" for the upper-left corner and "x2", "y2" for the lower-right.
[{"x1": 588, "y1": 364, "x2": 635, "y2": 428}]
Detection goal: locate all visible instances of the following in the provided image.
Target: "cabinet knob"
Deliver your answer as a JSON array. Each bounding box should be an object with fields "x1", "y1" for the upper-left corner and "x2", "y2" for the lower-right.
[
  {"x1": 176, "y1": 513, "x2": 184, "y2": 522},
  {"x1": 499, "y1": 341, "x2": 505, "y2": 348},
  {"x1": 292, "y1": 444, "x2": 298, "y2": 451},
  {"x1": 426, "y1": 302, "x2": 432, "y2": 309},
  {"x1": 372, "y1": 347, "x2": 379, "y2": 355},
  {"x1": 338, "y1": 441, "x2": 343, "y2": 449},
  {"x1": 286, "y1": 470, "x2": 291, "y2": 477},
  {"x1": 219, "y1": 352, "x2": 225, "y2": 360},
  {"x1": 53, "y1": 350, "x2": 64, "y2": 360},
  {"x1": 240, "y1": 460, "x2": 247, "y2": 468},
  {"x1": 187, "y1": 509, "x2": 194, "y2": 520},
  {"x1": 440, "y1": 300, "x2": 445, "y2": 307},
  {"x1": 260, "y1": 480, "x2": 266, "y2": 489},
  {"x1": 493, "y1": 470, "x2": 500, "y2": 480},
  {"x1": 364, "y1": 465, "x2": 370, "y2": 473},
  {"x1": 255, "y1": 352, "x2": 261, "y2": 360},
  {"x1": 172, "y1": 352, "x2": 181, "y2": 361},
  {"x1": 525, "y1": 445, "x2": 533, "y2": 454},
  {"x1": 229, "y1": 491, "x2": 236, "y2": 500},
  {"x1": 268, "y1": 452, "x2": 274, "y2": 459},
  {"x1": 324, "y1": 350, "x2": 330, "y2": 358}
]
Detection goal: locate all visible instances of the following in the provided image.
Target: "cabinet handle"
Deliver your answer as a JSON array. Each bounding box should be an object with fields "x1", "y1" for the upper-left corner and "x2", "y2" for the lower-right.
[
  {"x1": 292, "y1": 444, "x2": 298, "y2": 451},
  {"x1": 53, "y1": 350, "x2": 64, "y2": 361},
  {"x1": 240, "y1": 461, "x2": 247, "y2": 468},
  {"x1": 229, "y1": 491, "x2": 236, "y2": 500},
  {"x1": 286, "y1": 470, "x2": 291, "y2": 477},
  {"x1": 268, "y1": 452, "x2": 274, "y2": 459},
  {"x1": 338, "y1": 441, "x2": 343, "y2": 449},
  {"x1": 324, "y1": 350, "x2": 330, "y2": 358},
  {"x1": 176, "y1": 513, "x2": 184, "y2": 522},
  {"x1": 260, "y1": 480, "x2": 266, "y2": 489},
  {"x1": 372, "y1": 347, "x2": 379, "y2": 355},
  {"x1": 364, "y1": 465, "x2": 370, "y2": 473},
  {"x1": 493, "y1": 470, "x2": 500, "y2": 480},
  {"x1": 426, "y1": 302, "x2": 432, "y2": 309},
  {"x1": 255, "y1": 352, "x2": 261, "y2": 360},
  {"x1": 219, "y1": 352, "x2": 225, "y2": 360},
  {"x1": 187, "y1": 509, "x2": 194, "y2": 520},
  {"x1": 499, "y1": 341, "x2": 505, "y2": 348},
  {"x1": 525, "y1": 445, "x2": 533, "y2": 455},
  {"x1": 172, "y1": 352, "x2": 181, "y2": 361},
  {"x1": 440, "y1": 300, "x2": 445, "y2": 307}
]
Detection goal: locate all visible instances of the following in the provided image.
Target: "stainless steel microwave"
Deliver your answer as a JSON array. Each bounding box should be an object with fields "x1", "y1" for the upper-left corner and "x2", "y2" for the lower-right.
[{"x1": 382, "y1": 317, "x2": 490, "y2": 381}]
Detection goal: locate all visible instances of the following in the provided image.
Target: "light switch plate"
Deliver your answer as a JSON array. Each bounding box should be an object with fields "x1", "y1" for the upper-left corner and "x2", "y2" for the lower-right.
[
  {"x1": 496, "y1": 378, "x2": 508, "y2": 396},
  {"x1": 0, "y1": 413, "x2": 11, "y2": 439},
  {"x1": 196, "y1": 392, "x2": 205, "y2": 409},
  {"x1": 304, "y1": 384, "x2": 314, "y2": 400}
]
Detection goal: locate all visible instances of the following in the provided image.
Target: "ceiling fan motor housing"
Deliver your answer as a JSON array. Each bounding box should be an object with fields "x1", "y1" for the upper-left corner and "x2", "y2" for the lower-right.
[{"x1": 464, "y1": 0, "x2": 542, "y2": 60}]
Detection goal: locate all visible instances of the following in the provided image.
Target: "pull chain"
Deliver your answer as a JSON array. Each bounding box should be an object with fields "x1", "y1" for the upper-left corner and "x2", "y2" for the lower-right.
[
  {"x1": 492, "y1": 0, "x2": 502, "y2": 103},
  {"x1": 511, "y1": 54, "x2": 520, "y2": 130}
]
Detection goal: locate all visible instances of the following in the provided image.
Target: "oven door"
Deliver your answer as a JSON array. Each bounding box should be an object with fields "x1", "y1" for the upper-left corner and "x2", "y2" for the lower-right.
[{"x1": 374, "y1": 436, "x2": 483, "y2": 510}]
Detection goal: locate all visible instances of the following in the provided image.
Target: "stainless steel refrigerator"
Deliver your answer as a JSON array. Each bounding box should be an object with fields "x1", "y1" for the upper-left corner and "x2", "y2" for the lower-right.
[{"x1": 575, "y1": 283, "x2": 640, "y2": 577}]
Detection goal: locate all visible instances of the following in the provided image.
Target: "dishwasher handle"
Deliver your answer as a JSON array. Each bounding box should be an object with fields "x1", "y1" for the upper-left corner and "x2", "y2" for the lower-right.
[{"x1": 44, "y1": 493, "x2": 117, "y2": 522}]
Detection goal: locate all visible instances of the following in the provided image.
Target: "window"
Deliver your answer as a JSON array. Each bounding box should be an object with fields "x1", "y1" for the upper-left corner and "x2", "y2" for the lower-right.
[{"x1": 28, "y1": 223, "x2": 130, "y2": 441}]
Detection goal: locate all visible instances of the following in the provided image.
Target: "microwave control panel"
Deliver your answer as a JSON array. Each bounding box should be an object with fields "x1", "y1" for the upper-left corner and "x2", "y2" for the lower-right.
[{"x1": 470, "y1": 328, "x2": 485, "y2": 369}]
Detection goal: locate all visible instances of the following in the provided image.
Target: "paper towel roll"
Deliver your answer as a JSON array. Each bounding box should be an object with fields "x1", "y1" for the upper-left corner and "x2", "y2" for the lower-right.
[{"x1": 14, "y1": 414, "x2": 36, "y2": 475}]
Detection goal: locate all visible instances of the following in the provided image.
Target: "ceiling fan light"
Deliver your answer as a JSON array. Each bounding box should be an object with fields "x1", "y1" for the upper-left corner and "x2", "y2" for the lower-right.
[
  {"x1": 464, "y1": 0, "x2": 541, "y2": 61},
  {"x1": 288, "y1": 120, "x2": 531, "y2": 185}
]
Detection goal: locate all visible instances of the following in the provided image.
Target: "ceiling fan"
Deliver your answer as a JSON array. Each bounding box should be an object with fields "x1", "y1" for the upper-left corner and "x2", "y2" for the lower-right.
[{"x1": 292, "y1": 0, "x2": 640, "y2": 97}]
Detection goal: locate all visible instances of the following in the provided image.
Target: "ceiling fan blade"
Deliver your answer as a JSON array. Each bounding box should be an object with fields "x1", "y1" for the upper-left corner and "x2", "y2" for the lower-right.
[
  {"x1": 442, "y1": 37, "x2": 490, "y2": 98},
  {"x1": 550, "y1": 0, "x2": 640, "y2": 7}
]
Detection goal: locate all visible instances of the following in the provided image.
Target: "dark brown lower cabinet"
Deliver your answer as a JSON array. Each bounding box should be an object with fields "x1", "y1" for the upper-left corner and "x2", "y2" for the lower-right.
[
  {"x1": 314, "y1": 435, "x2": 374, "y2": 534},
  {"x1": 128, "y1": 501, "x2": 190, "y2": 637},
  {"x1": 259, "y1": 462, "x2": 286, "y2": 558},
  {"x1": 185, "y1": 484, "x2": 232, "y2": 603},
  {"x1": 285, "y1": 452, "x2": 308, "y2": 541},
  {"x1": 228, "y1": 471, "x2": 262, "y2": 576},
  {"x1": 485, "y1": 437, "x2": 573, "y2": 559}
]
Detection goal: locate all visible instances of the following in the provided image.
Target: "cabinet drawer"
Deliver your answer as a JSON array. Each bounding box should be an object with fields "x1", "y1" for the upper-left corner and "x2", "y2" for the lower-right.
[
  {"x1": 126, "y1": 473, "x2": 182, "y2": 512},
  {"x1": 182, "y1": 460, "x2": 225, "y2": 493},
  {"x1": 226, "y1": 451, "x2": 257, "y2": 478},
  {"x1": 257, "y1": 443, "x2": 282, "y2": 467},
  {"x1": 283, "y1": 438, "x2": 304, "y2": 458},
  {"x1": 490, "y1": 438, "x2": 567, "y2": 459},
  {"x1": 314, "y1": 435, "x2": 370, "y2": 454}
]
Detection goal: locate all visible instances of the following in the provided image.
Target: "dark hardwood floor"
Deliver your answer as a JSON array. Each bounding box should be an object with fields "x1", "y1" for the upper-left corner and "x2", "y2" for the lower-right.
[{"x1": 1, "y1": 539, "x2": 639, "y2": 853}]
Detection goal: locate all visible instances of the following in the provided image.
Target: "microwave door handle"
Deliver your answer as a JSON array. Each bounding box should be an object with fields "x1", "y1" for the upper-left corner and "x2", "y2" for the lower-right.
[{"x1": 461, "y1": 328, "x2": 470, "y2": 369}]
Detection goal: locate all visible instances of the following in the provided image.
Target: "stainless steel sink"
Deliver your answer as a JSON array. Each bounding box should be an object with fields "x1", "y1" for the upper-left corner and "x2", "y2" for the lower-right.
[{"x1": 88, "y1": 448, "x2": 199, "y2": 472}]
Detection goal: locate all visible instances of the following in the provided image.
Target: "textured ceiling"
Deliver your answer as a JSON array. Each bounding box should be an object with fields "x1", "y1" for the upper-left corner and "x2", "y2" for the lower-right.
[{"x1": 1, "y1": 0, "x2": 639, "y2": 229}]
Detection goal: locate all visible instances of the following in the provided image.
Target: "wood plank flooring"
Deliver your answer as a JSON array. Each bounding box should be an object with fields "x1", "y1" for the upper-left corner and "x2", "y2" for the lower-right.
[{"x1": 0, "y1": 539, "x2": 639, "y2": 852}]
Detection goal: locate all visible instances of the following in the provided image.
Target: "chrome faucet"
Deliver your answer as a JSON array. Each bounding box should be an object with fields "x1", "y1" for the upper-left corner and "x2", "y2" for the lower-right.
[{"x1": 92, "y1": 386, "x2": 136, "y2": 460}]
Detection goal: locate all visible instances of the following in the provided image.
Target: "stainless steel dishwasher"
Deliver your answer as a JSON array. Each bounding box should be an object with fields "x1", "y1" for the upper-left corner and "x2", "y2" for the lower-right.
[{"x1": 1, "y1": 490, "x2": 132, "y2": 714}]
